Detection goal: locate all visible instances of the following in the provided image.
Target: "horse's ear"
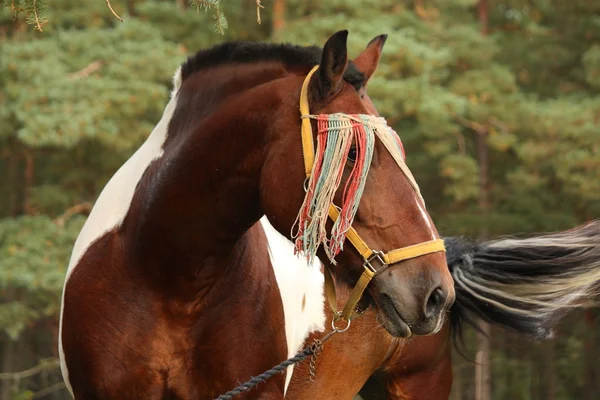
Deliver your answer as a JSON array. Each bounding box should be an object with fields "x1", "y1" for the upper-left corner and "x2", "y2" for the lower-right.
[
  {"x1": 353, "y1": 34, "x2": 387, "y2": 85},
  {"x1": 312, "y1": 30, "x2": 349, "y2": 102}
]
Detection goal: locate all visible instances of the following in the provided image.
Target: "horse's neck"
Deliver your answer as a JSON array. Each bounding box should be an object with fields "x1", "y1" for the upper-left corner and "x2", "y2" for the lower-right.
[
  {"x1": 120, "y1": 68, "x2": 283, "y2": 273},
  {"x1": 65, "y1": 89, "x2": 179, "y2": 281},
  {"x1": 195, "y1": 224, "x2": 270, "y2": 299}
]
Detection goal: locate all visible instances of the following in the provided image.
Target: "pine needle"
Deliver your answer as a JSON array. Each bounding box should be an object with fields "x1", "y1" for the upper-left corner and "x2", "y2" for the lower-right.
[
  {"x1": 189, "y1": 0, "x2": 228, "y2": 34},
  {"x1": 105, "y1": 0, "x2": 124, "y2": 22},
  {"x1": 190, "y1": 0, "x2": 218, "y2": 13},
  {"x1": 30, "y1": 0, "x2": 45, "y2": 31},
  {"x1": 212, "y1": 4, "x2": 228, "y2": 35},
  {"x1": 21, "y1": 0, "x2": 48, "y2": 31},
  {"x1": 256, "y1": 0, "x2": 264, "y2": 25}
]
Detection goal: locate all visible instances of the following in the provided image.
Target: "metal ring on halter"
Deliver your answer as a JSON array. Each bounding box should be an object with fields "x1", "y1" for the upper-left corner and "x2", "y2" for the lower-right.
[
  {"x1": 303, "y1": 176, "x2": 310, "y2": 192},
  {"x1": 331, "y1": 315, "x2": 351, "y2": 333}
]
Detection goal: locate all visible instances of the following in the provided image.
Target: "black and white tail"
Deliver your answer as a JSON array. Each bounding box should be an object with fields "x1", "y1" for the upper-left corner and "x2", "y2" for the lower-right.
[{"x1": 446, "y1": 220, "x2": 600, "y2": 339}]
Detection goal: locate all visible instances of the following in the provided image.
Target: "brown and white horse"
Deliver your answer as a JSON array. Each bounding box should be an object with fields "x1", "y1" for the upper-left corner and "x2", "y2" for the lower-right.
[
  {"x1": 58, "y1": 29, "x2": 600, "y2": 400},
  {"x1": 59, "y1": 31, "x2": 455, "y2": 399},
  {"x1": 268, "y1": 216, "x2": 600, "y2": 399}
]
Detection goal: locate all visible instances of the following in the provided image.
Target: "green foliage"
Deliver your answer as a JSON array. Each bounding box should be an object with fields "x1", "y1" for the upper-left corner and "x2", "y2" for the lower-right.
[
  {"x1": 0, "y1": 215, "x2": 85, "y2": 340},
  {"x1": 189, "y1": 0, "x2": 228, "y2": 34},
  {"x1": 0, "y1": 0, "x2": 48, "y2": 30},
  {"x1": 440, "y1": 154, "x2": 479, "y2": 202},
  {"x1": 0, "y1": 0, "x2": 245, "y2": 34},
  {"x1": 582, "y1": 44, "x2": 600, "y2": 89},
  {"x1": 190, "y1": 0, "x2": 219, "y2": 12},
  {"x1": 2, "y1": 20, "x2": 182, "y2": 148},
  {"x1": 12, "y1": 389, "x2": 35, "y2": 400}
]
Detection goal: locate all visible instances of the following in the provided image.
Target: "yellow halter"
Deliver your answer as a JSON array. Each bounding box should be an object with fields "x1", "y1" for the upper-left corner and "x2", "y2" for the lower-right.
[{"x1": 298, "y1": 65, "x2": 446, "y2": 324}]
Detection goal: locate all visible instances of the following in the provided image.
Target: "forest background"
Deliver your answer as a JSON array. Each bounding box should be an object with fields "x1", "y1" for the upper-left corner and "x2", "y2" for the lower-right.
[{"x1": 1, "y1": 0, "x2": 599, "y2": 399}]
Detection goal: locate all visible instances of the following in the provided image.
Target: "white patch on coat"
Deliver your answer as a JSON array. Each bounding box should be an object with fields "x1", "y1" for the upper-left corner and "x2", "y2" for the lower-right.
[
  {"x1": 58, "y1": 68, "x2": 182, "y2": 398},
  {"x1": 260, "y1": 216, "x2": 326, "y2": 397}
]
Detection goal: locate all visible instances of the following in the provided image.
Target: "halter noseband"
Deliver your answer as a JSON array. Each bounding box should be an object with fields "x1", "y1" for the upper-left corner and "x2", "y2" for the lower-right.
[{"x1": 298, "y1": 65, "x2": 446, "y2": 324}]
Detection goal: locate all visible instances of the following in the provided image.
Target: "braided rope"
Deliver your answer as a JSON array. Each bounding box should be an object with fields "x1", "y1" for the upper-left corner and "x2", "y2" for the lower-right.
[
  {"x1": 214, "y1": 347, "x2": 313, "y2": 400},
  {"x1": 214, "y1": 329, "x2": 338, "y2": 400}
]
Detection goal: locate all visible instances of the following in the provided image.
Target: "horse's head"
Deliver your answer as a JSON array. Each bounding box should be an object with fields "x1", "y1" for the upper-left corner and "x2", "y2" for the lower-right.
[{"x1": 261, "y1": 30, "x2": 454, "y2": 338}]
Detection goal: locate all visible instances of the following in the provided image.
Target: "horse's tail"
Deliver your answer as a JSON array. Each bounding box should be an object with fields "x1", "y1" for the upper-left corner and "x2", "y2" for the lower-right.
[{"x1": 446, "y1": 220, "x2": 600, "y2": 340}]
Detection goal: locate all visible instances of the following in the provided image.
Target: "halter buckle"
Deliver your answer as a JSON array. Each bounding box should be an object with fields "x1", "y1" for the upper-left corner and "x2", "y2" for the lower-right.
[{"x1": 363, "y1": 250, "x2": 387, "y2": 275}]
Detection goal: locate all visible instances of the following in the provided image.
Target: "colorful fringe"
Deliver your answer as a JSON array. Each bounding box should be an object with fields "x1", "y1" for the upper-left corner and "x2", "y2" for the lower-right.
[
  {"x1": 291, "y1": 114, "x2": 366, "y2": 263},
  {"x1": 292, "y1": 113, "x2": 419, "y2": 265}
]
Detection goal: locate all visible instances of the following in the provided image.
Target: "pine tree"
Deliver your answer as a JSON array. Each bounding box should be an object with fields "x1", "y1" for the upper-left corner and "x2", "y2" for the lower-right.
[{"x1": 1, "y1": 0, "x2": 268, "y2": 34}]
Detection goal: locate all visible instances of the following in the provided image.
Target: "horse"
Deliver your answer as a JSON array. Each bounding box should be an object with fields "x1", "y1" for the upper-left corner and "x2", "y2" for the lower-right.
[
  {"x1": 58, "y1": 30, "x2": 456, "y2": 399},
  {"x1": 260, "y1": 216, "x2": 600, "y2": 399}
]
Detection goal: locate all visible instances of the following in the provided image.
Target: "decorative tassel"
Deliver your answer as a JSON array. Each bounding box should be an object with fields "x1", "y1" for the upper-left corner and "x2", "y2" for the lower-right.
[
  {"x1": 293, "y1": 115, "x2": 357, "y2": 262},
  {"x1": 328, "y1": 117, "x2": 375, "y2": 257},
  {"x1": 292, "y1": 113, "x2": 417, "y2": 265}
]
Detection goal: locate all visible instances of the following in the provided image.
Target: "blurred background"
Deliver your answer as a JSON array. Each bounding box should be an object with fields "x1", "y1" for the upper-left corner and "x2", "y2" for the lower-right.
[{"x1": 1, "y1": 0, "x2": 599, "y2": 399}]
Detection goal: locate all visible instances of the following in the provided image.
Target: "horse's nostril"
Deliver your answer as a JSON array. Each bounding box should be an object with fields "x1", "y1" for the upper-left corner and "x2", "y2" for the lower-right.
[{"x1": 424, "y1": 287, "x2": 446, "y2": 319}]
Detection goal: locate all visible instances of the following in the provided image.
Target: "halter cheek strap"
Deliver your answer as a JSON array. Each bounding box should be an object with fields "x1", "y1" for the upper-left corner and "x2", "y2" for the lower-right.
[{"x1": 299, "y1": 65, "x2": 446, "y2": 323}]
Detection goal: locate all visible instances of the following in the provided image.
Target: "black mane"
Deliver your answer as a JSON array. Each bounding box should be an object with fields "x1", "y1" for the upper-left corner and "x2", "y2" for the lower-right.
[{"x1": 180, "y1": 41, "x2": 365, "y2": 89}]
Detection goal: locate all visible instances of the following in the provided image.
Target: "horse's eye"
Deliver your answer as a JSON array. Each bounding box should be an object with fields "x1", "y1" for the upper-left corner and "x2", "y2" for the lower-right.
[{"x1": 348, "y1": 146, "x2": 357, "y2": 162}]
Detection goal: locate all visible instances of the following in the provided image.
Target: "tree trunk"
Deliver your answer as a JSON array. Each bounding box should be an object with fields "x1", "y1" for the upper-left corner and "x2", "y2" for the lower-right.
[
  {"x1": 452, "y1": 359, "x2": 464, "y2": 400},
  {"x1": 478, "y1": 0, "x2": 489, "y2": 35},
  {"x1": 540, "y1": 340, "x2": 557, "y2": 400},
  {"x1": 474, "y1": 3, "x2": 492, "y2": 399},
  {"x1": 529, "y1": 346, "x2": 539, "y2": 400},
  {"x1": 272, "y1": 0, "x2": 286, "y2": 37},
  {"x1": 7, "y1": 141, "x2": 21, "y2": 217},
  {"x1": 474, "y1": 127, "x2": 491, "y2": 400},
  {"x1": 1, "y1": 338, "x2": 14, "y2": 399},
  {"x1": 127, "y1": 0, "x2": 138, "y2": 15},
  {"x1": 503, "y1": 333, "x2": 512, "y2": 398},
  {"x1": 23, "y1": 149, "x2": 34, "y2": 215},
  {"x1": 475, "y1": 324, "x2": 491, "y2": 400},
  {"x1": 583, "y1": 311, "x2": 598, "y2": 400}
]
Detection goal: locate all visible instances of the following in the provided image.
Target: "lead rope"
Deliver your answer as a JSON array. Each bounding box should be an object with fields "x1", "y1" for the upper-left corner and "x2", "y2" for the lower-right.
[{"x1": 214, "y1": 327, "x2": 343, "y2": 399}]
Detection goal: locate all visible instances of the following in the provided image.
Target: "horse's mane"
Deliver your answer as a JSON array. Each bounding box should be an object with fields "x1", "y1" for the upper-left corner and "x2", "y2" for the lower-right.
[{"x1": 180, "y1": 40, "x2": 365, "y2": 88}]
